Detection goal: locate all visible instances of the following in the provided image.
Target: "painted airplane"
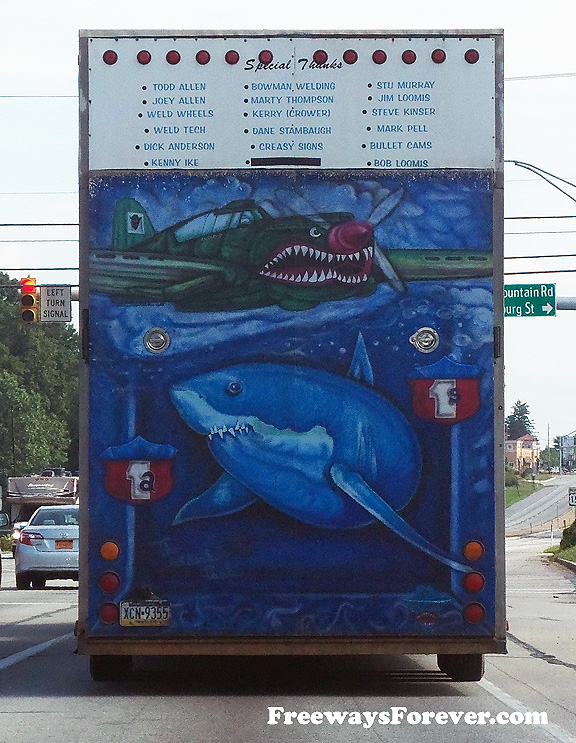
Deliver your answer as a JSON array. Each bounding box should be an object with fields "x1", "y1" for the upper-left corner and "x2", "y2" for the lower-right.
[{"x1": 89, "y1": 191, "x2": 492, "y2": 312}]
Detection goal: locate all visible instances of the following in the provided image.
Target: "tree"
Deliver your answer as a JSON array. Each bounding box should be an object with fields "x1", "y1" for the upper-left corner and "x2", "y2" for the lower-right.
[
  {"x1": 0, "y1": 273, "x2": 79, "y2": 485},
  {"x1": 505, "y1": 400, "x2": 534, "y2": 440}
]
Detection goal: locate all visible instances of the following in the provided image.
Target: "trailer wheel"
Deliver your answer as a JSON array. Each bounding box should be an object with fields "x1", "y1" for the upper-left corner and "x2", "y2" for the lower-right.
[
  {"x1": 437, "y1": 653, "x2": 484, "y2": 682},
  {"x1": 15, "y1": 572, "x2": 31, "y2": 590},
  {"x1": 89, "y1": 654, "x2": 133, "y2": 681}
]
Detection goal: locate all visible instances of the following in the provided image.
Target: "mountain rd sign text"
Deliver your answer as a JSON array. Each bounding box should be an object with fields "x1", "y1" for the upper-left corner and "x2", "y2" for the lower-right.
[{"x1": 504, "y1": 284, "x2": 556, "y2": 318}]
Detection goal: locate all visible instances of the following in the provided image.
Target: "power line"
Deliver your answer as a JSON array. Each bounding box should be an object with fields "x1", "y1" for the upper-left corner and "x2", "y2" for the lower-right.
[
  {"x1": 0, "y1": 267, "x2": 78, "y2": 271},
  {"x1": 504, "y1": 268, "x2": 576, "y2": 275},
  {"x1": 0, "y1": 239, "x2": 78, "y2": 243},
  {"x1": 504, "y1": 160, "x2": 576, "y2": 205},
  {"x1": 505, "y1": 254, "x2": 576, "y2": 260},
  {"x1": 505, "y1": 230, "x2": 576, "y2": 235},
  {"x1": 0, "y1": 223, "x2": 78, "y2": 227},
  {"x1": 504, "y1": 72, "x2": 576, "y2": 81},
  {"x1": 505, "y1": 215, "x2": 576, "y2": 220},
  {"x1": 0, "y1": 95, "x2": 77, "y2": 99}
]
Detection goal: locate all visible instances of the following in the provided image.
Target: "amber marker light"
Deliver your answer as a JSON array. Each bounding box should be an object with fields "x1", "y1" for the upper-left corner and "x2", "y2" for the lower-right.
[
  {"x1": 463, "y1": 540, "x2": 484, "y2": 561},
  {"x1": 100, "y1": 541, "x2": 120, "y2": 561}
]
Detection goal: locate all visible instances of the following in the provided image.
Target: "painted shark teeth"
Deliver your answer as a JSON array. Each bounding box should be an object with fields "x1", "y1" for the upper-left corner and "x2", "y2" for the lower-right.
[
  {"x1": 259, "y1": 244, "x2": 374, "y2": 285},
  {"x1": 208, "y1": 422, "x2": 252, "y2": 440}
]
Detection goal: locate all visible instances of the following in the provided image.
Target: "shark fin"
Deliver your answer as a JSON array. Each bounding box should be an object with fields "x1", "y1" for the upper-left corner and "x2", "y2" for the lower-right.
[
  {"x1": 330, "y1": 463, "x2": 469, "y2": 572},
  {"x1": 112, "y1": 197, "x2": 155, "y2": 250},
  {"x1": 173, "y1": 473, "x2": 258, "y2": 525},
  {"x1": 348, "y1": 332, "x2": 374, "y2": 385}
]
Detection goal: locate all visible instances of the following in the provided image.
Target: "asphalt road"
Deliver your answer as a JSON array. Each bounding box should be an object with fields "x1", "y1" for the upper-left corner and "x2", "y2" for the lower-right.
[
  {"x1": 506, "y1": 474, "x2": 576, "y2": 535},
  {"x1": 2, "y1": 542, "x2": 576, "y2": 743}
]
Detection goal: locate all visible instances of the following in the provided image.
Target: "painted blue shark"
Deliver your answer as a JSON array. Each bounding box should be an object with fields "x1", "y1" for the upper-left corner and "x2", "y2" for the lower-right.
[{"x1": 170, "y1": 363, "x2": 470, "y2": 572}]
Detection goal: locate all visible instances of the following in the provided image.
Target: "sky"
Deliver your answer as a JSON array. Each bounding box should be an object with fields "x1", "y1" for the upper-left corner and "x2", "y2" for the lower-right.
[{"x1": 0, "y1": 0, "x2": 575, "y2": 445}]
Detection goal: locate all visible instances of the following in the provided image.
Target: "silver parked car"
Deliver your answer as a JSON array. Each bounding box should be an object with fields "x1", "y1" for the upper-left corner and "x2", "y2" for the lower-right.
[{"x1": 15, "y1": 505, "x2": 79, "y2": 589}]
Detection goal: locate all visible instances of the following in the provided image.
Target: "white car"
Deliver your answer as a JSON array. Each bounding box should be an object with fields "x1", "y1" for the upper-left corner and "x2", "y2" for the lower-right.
[{"x1": 15, "y1": 505, "x2": 79, "y2": 589}]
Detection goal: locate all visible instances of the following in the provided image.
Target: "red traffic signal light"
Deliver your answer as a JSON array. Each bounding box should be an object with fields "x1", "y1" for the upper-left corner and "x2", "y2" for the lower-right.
[{"x1": 20, "y1": 277, "x2": 38, "y2": 322}]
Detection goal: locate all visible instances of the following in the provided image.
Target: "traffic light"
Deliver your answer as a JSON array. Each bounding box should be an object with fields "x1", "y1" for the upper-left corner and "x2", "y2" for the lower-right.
[{"x1": 20, "y1": 277, "x2": 38, "y2": 323}]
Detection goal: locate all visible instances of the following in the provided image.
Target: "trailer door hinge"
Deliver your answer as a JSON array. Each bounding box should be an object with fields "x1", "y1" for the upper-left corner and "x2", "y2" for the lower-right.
[
  {"x1": 81, "y1": 308, "x2": 90, "y2": 363},
  {"x1": 493, "y1": 326, "x2": 503, "y2": 359}
]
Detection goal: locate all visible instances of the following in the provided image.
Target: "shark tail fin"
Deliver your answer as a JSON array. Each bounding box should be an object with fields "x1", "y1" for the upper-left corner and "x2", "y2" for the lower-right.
[{"x1": 112, "y1": 197, "x2": 155, "y2": 250}]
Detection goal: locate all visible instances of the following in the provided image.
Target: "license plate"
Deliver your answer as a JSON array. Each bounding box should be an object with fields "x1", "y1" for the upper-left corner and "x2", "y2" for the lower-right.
[
  {"x1": 55, "y1": 539, "x2": 73, "y2": 549},
  {"x1": 119, "y1": 600, "x2": 171, "y2": 627}
]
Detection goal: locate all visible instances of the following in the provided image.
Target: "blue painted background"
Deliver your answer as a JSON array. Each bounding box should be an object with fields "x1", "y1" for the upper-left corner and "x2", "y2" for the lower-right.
[{"x1": 86, "y1": 171, "x2": 495, "y2": 637}]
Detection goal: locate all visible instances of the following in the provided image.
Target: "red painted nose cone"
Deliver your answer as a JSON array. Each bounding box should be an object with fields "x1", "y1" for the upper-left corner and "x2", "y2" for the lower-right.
[{"x1": 328, "y1": 221, "x2": 373, "y2": 253}]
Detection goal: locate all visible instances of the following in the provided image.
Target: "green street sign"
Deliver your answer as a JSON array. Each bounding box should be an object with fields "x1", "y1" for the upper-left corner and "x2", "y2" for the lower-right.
[{"x1": 504, "y1": 283, "x2": 556, "y2": 317}]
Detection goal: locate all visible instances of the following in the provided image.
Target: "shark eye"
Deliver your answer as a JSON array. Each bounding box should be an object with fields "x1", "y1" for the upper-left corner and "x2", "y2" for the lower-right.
[
  {"x1": 226, "y1": 381, "x2": 243, "y2": 396},
  {"x1": 309, "y1": 226, "x2": 322, "y2": 238}
]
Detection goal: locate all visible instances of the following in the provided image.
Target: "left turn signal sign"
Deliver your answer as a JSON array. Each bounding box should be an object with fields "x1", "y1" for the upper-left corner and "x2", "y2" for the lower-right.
[{"x1": 20, "y1": 277, "x2": 38, "y2": 322}]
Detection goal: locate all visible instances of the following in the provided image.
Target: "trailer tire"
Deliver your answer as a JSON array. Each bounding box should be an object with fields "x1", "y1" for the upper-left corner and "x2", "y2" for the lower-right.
[
  {"x1": 437, "y1": 653, "x2": 484, "y2": 682},
  {"x1": 16, "y1": 572, "x2": 31, "y2": 590},
  {"x1": 89, "y1": 654, "x2": 133, "y2": 681}
]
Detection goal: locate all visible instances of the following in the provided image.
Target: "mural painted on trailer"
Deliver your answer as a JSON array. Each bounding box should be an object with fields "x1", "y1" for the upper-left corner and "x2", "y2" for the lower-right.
[{"x1": 86, "y1": 171, "x2": 495, "y2": 635}]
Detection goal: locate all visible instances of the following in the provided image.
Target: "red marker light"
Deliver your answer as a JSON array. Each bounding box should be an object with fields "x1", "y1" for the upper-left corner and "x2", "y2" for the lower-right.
[
  {"x1": 259, "y1": 49, "x2": 273, "y2": 65},
  {"x1": 99, "y1": 603, "x2": 120, "y2": 624},
  {"x1": 137, "y1": 50, "x2": 151, "y2": 65},
  {"x1": 225, "y1": 50, "x2": 240, "y2": 65},
  {"x1": 313, "y1": 50, "x2": 328, "y2": 65},
  {"x1": 463, "y1": 603, "x2": 485, "y2": 623},
  {"x1": 465, "y1": 49, "x2": 480, "y2": 64},
  {"x1": 99, "y1": 572, "x2": 121, "y2": 594},
  {"x1": 343, "y1": 49, "x2": 358, "y2": 65},
  {"x1": 431, "y1": 49, "x2": 446, "y2": 64},
  {"x1": 166, "y1": 50, "x2": 181, "y2": 65},
  {"x1": 196, "y1": 50, "x2": 210, "y2": 65},
  {"x1": 102, "y1": 50, "x2": 118, "y2": 65},
  {"x1": 402, "y1": 50, "x2": 417, "y2": 64},
  {"x1": 372, "y1": 50, "x2": 387, "y2": 64},
  {"x1": 463, "y1": 572, "x2": 485, "y2": 592}
]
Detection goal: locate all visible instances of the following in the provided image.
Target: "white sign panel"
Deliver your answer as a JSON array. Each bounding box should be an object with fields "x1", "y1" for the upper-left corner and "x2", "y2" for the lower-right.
[
  {"x1": 40, "y1": 285, "x2": 72, "y2": 322},
  {"x1": 86, "y1": 33, "x2": 497, "y2": 171}
]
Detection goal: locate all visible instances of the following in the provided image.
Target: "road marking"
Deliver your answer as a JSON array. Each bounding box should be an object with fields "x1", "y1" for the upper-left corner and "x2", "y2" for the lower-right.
[
  {"x1": 479, "y1": 678, "x2": 576, "y2": 743},
  {"x1": 0, "y1": 633, "x2": 72, "y2": 672}
]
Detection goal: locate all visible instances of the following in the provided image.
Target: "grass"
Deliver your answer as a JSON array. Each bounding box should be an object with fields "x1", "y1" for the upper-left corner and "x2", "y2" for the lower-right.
[
  {"x1": 505, "y1": 478, "x2": 544, "y2": 508},
  {"x1": 545, "y1": 544, "x2": 576, "y2": 562},
  {"x1": 0, "y1": 534, "x2": 11, "y2": 552}
]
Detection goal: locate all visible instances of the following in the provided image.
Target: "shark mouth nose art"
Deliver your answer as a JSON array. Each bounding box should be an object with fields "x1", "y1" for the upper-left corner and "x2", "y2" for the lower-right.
[
  {"x1": 259, "y1": 219, "x2": 374, "y2": 286},
  {"x1": 260, "y1": 244, "x2": 374, "y2": 285}
]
